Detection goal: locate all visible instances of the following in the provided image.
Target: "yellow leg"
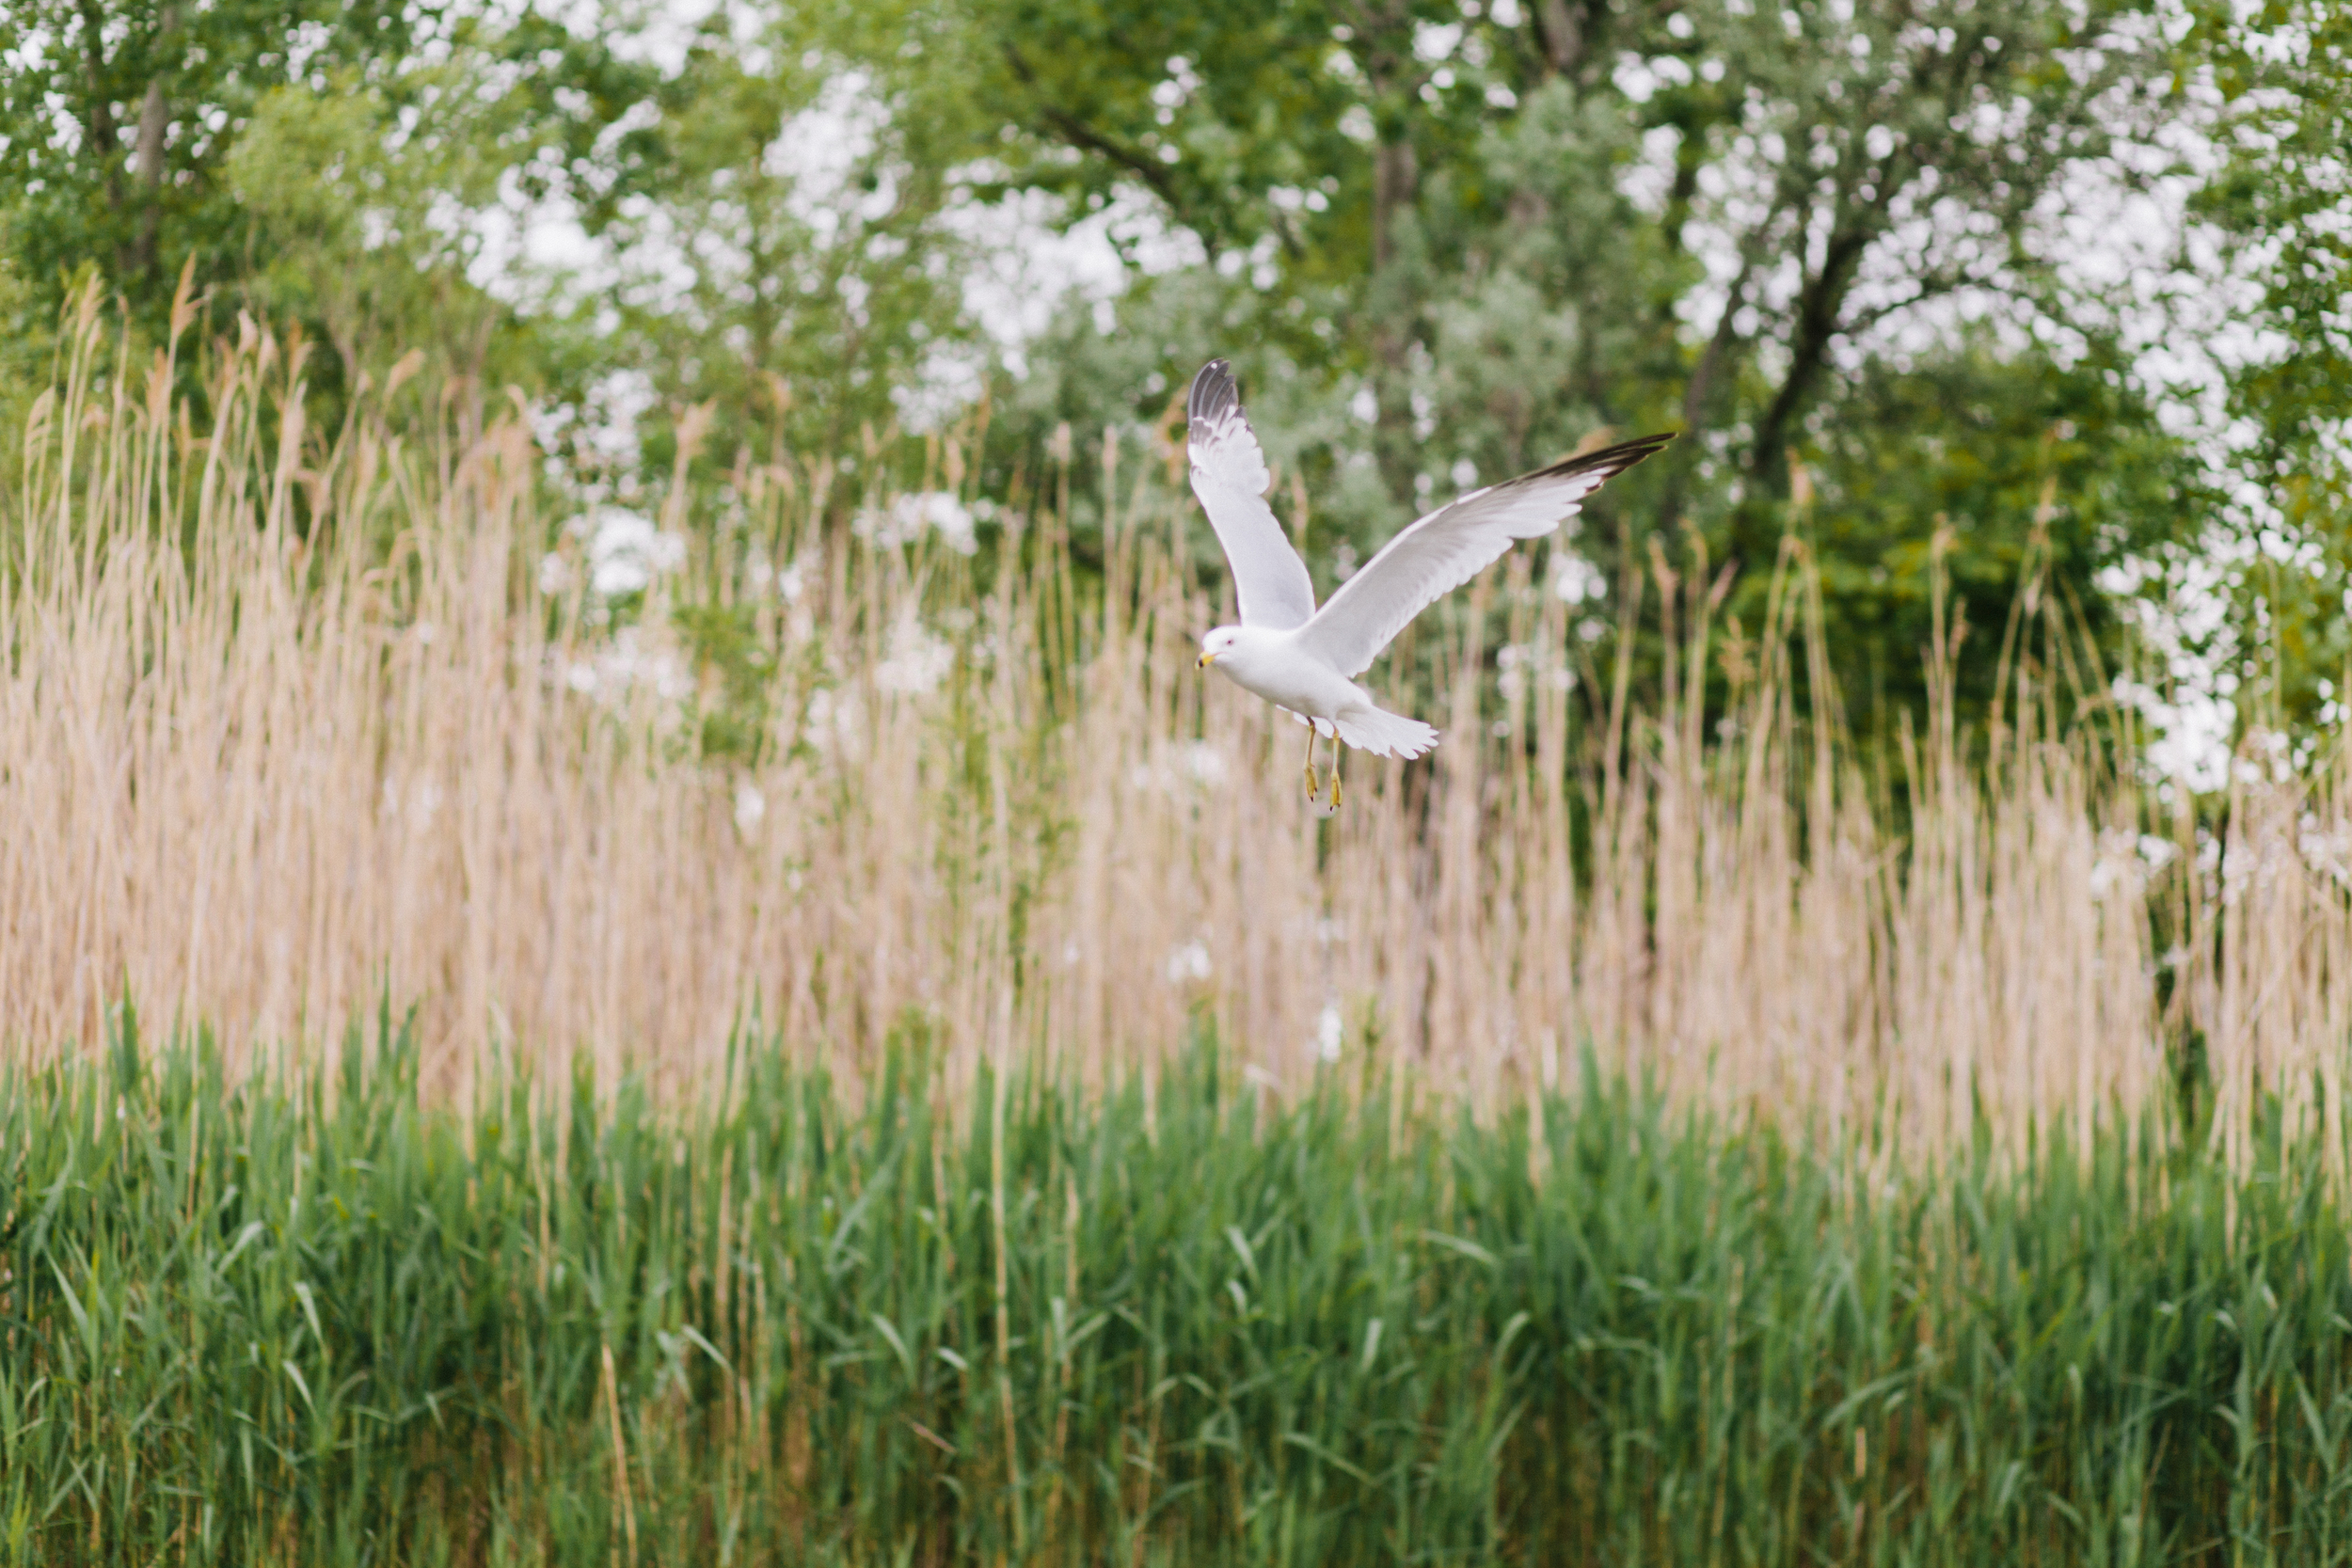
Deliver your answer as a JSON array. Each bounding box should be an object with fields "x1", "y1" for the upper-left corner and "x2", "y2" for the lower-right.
[
  {"x1": 1302, "y1": 721, "x2": 1320, "y2": 800},
  {"x1": 1329, "y1": 735, "x2": 1343, "y2": 810}
]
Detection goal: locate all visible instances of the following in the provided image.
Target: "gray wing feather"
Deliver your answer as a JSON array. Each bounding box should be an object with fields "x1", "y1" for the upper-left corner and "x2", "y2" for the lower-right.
[
  {"x1": 1295, "y1": 433, "x2": 1675, "y2": 677},
  {"x1": 1186, "y1": 361, "x2": 1317, "y2": 630}
]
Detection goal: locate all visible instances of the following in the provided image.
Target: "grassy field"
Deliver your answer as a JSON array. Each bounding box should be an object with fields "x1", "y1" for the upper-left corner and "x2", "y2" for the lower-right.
[
  {"x1": 12, "y1": 296, "x2": 2352, "y2": 1563},
  {"x1": 7, "y1": 1013, "x2": 2352, "y2": 1565}
]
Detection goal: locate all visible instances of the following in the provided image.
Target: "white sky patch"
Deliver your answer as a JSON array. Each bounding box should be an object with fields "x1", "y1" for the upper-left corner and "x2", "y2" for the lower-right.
[
  {"x1": 1413, "y1": 21, "x2": 1464, "y2": 61},
  {"x1": 1619, "y1": 124, "x2": 1684, "y2": 216},
  {"x1": 939, "y1": 179, "x2": 1205, "y2": 373},
  {"x1": 939, "y1": 183, "x2": 1129, "y2": 368},
  {"x1": 528, "y1": 0, "x2": 733, "y2": 73},
  {"x1": 452, "y1": 163, "x2": 620, "y2": 316},
  {"x1": 768, "y1": 71, "x2": 894, "y2": 230}
]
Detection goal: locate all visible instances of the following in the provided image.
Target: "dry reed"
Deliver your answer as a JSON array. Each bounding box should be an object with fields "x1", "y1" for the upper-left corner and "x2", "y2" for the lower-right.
[{"x1": 2, "y1": 288, "x2": 2343, "y2": 1159}]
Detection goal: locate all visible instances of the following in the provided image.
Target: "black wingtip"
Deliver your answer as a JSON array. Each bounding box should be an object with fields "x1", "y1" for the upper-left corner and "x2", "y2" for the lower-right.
[
  {"x1": 1188, "y1": 359, "x2": 1237, "y2": 425},
  {"x1": 1537, "y1": 431, "x2": 1678, "y2": 481}
]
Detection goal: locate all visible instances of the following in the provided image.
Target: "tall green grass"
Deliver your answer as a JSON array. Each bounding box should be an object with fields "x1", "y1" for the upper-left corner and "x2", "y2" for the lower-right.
[{"x1": 6, "y1": 1011, "x2": 2352, "y2": 1565}]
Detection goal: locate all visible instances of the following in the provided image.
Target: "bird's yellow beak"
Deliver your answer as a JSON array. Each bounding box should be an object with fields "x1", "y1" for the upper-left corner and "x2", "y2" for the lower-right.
[{"x1": 1198, "y1": 651, "x2": 1216, "y2": 669}]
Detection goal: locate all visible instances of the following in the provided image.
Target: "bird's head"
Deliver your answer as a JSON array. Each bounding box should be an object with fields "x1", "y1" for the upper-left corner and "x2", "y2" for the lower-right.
[{"x1": 1197, "y1": 626, "x2": 1244, "y2": 670}]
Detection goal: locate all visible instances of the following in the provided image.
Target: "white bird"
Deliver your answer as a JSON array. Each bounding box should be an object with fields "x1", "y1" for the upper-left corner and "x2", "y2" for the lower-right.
[{"x1": 1186, "y1": 358, "x2": 1674, "y2": 807}]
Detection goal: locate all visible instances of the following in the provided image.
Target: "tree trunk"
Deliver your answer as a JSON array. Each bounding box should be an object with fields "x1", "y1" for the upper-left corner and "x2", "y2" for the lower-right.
[
  {"x1": 1371, "y1": 136, "x2": 1417, "y2": 273},
  {"x1": 76, "y1": 0, "x2": 121, "y2": 220},
  {"x1": 132, "y1": 73, "x2": 169, "y2": 275},
  {"x1": 1533, "y1": 0, "x2": 1587, "y2": 76},
  {"x1": 1746, "y1": 223, "x2": 1873, "y2": 487}
]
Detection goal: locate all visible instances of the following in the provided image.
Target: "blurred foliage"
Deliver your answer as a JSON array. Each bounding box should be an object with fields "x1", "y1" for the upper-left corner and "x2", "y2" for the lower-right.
[
  {"x1": 947, "y1": 0, "x2": 2210, "y2": 752},
  {"x1": 13, "y1": 1017, "x2": 2352, "y2": 1562},
  {"x1": 0, "y1": 0, "x2": 658, "y2": 408},
  {"x1": 2, "y1": 0, "x2": 2344, "y2": 762},
  {"x1": 2182, "y1": 0, "x2": 2352, "y2": 737},
  {"x1": 0, "y1": 0, "x2": 439, "y2": 309}
]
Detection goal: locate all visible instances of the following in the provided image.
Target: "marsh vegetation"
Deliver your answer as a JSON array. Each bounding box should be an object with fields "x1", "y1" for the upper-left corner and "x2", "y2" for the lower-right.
[{"x1": 5, "y1": 0, "x2": 2352, "y2": 1555}]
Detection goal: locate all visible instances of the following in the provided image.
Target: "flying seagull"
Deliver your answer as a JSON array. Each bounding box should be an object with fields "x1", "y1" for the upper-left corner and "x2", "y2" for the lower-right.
[{"x1": 1186, "y1": 358, "x2": 1673, "y2": 807}]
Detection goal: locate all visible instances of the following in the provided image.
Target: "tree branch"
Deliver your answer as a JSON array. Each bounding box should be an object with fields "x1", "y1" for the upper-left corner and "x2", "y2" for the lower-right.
[
  {"x1": 1655, "y1": 244, "x2": 1759, "y2": 530},
  {"x1": 1001, "y1": 42, "x2": 1188, "y2": 222},
  {"x1": 1748, "y1": 219, "x2": 1875, "y2": 482}
]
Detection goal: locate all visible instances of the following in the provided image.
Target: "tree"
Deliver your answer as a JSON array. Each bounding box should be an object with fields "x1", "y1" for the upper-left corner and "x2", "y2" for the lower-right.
[
  {"x1": 946, "y1": 0, "x2": 2209, "y2": 744},
  {"x1": 591, "y1": 0, "x2": 988, "y2": 476},
  {"x1": 0, "y1": 0, "x2": 660, "y2": 393},
  {"x1": 0, "y1": 0, "x2": 438, "y2": 319},
  {"x1": 2182, "y1": 0, "x2": 2352, "y2": 737}
]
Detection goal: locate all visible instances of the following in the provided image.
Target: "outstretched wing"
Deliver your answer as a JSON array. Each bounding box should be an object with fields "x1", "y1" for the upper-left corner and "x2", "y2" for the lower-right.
[
  {"x1": 1295, "y1": 433, "x2": 1675, "y2": 677},
  {"x1": 1186, "y1": 360, "x2": 1316, "y2": 630}
]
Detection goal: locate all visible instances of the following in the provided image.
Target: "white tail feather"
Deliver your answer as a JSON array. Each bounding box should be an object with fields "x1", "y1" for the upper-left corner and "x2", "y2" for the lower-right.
[{"x1": 1334, "y1": 708, "x2": 1439, "y2": 759}]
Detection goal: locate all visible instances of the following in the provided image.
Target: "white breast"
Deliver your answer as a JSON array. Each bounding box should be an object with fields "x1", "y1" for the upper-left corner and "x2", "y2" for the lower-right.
[{"x1": 1212, "y1": 632, "x2": 1366, "y2": 722}]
